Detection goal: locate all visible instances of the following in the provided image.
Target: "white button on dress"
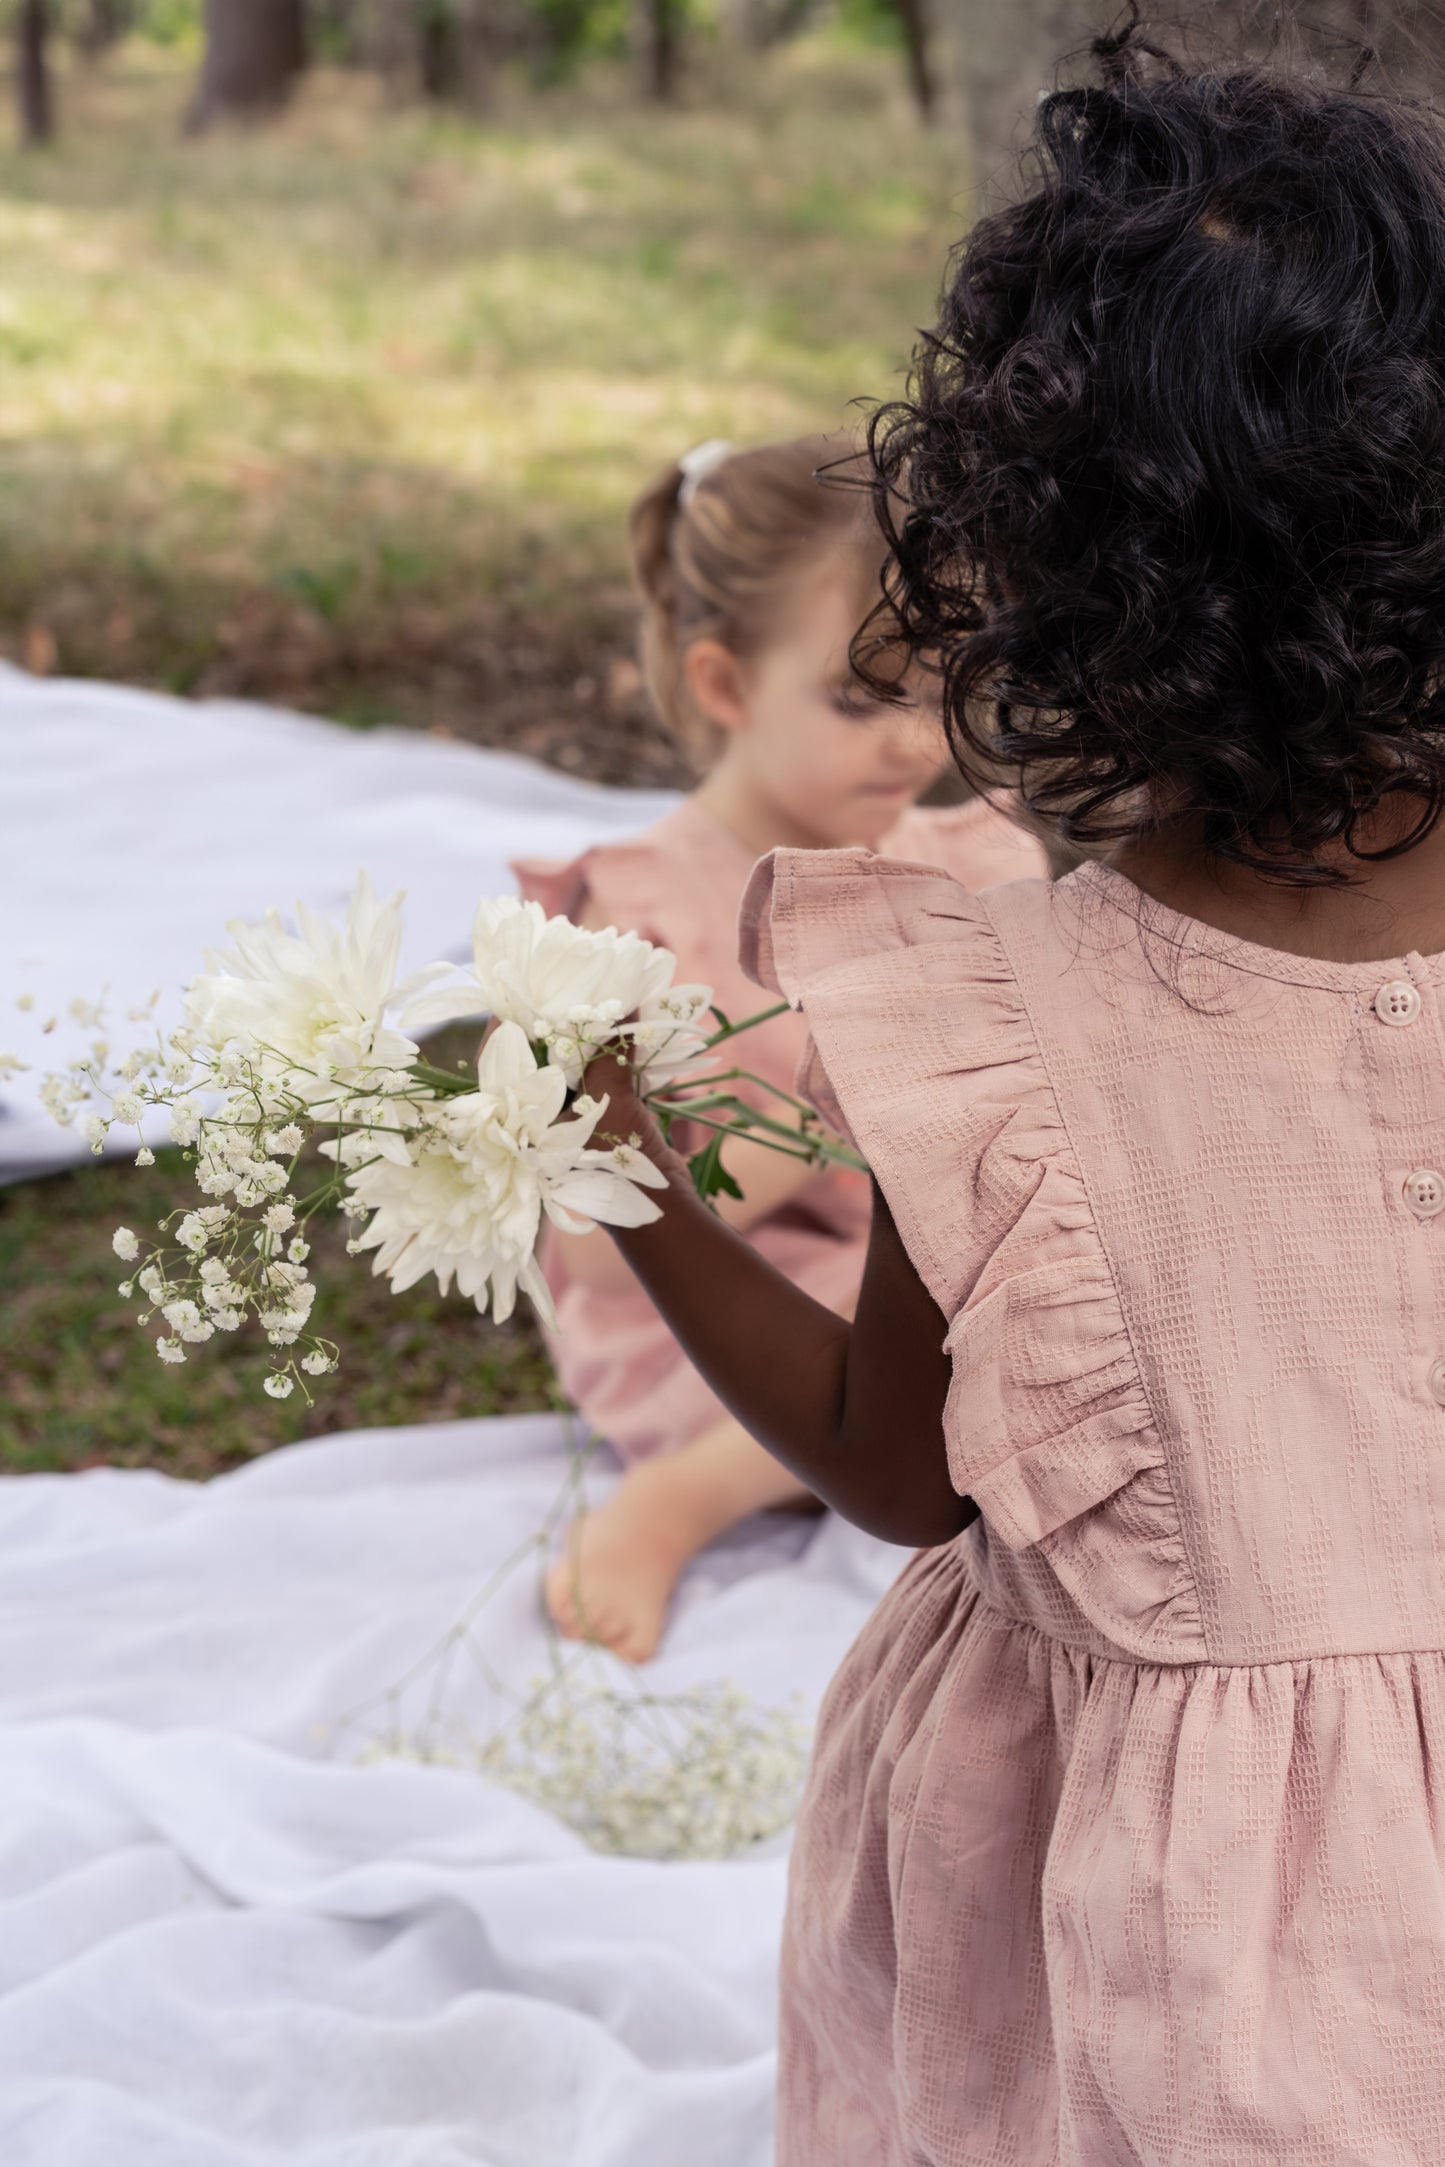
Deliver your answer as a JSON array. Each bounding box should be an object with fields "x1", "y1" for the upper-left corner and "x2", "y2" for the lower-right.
[
  {"x1": 1375, "y1": 980, "x2": 1422, "y2": 1026},
  {"x1": 1404, "y1": 1169, "x2": 1445, "y2": 1218},
  {"x1": 1429, "y1": 1360, "x2": 1445, "y2": 1407}
]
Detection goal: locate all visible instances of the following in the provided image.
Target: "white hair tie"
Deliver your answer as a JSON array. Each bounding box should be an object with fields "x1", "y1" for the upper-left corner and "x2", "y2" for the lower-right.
[{"x1": 677, "y1": 438, "x2": 734, "y2": 507}]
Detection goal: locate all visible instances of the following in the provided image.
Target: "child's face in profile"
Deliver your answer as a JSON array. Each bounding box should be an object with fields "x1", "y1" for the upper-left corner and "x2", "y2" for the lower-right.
[{"x1": 717, "y1": 562, "x2": 949, "y2": 850}]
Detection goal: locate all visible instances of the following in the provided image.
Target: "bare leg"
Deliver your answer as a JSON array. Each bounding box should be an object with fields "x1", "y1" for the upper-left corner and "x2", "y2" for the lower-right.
[{"x1": 545, "y1": 1415, "x2": 818, "y2": 1664}]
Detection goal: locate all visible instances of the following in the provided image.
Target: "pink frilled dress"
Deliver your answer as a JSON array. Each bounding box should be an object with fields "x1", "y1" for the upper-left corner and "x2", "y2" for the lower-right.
[
  {"x1": 740, "y1": 846, "x2": 1445, "y2": 2166},
  {"x1": 513, "y1": 796, "x2": 1046, "y2": 1462}
]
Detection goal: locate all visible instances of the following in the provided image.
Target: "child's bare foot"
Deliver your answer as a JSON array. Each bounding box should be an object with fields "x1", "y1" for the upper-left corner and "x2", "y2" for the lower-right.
[
  {"x1": 545, "y1": 1474, "x2": 696, "y2": 1664},
  {"x1": 544, "y1": 1418, "x2": 816, "y2": 1663}
]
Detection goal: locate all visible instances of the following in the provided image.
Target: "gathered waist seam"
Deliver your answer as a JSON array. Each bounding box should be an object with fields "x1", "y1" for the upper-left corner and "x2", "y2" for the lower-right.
[{"x1": 960, "y1": 1569, "x2": 1445, "y2": 1674}]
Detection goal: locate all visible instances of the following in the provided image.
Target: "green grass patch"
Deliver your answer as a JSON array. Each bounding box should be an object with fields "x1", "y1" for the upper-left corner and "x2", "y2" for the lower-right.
[
  {"x1": 0, "y1": 1144, "x2": 558, "y2": 1479},
  {"x1": 0, "y1": 40, "x2": 967, "y2": 775}
]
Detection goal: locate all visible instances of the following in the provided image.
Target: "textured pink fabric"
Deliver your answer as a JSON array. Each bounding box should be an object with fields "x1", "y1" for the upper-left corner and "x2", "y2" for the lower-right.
[
  {"x1": 513, "y1": 796, "x2": 1046, "y2": 1461},
  {"x1": 740, "y1": 847, "x2": 1445, "y2": 2165}
]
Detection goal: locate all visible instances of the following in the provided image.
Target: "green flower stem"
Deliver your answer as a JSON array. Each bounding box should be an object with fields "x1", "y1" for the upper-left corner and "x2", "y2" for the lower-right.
[
  {"x1": 701, "y1": 1000, "x2": 790, "y2": 1047},
  {"x1": 667, "y1": 1106, "x2": 866, "y2": 1172},
  {"x1": 652, "y1": 1062, "x2": 822, "y2": 1122}
]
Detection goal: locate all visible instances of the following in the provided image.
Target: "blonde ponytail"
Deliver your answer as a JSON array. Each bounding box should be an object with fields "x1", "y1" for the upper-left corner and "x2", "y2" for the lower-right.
[{"x1": 627, "y1": 432, "x2": 875, "y2": 764}]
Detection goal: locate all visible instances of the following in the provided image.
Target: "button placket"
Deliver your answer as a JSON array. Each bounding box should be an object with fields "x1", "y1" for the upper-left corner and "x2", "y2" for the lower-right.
[{"x1": 1368, "y1": 972, "x2": 1445, "y2": 1408}]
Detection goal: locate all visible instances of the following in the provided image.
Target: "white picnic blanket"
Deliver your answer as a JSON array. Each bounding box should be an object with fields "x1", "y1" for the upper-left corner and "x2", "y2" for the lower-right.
[
  {"x1": 0, "y1": 1415, "x2": 906, "y2": 2165},
  {"x1": 0, "y1": 670, "x2": 906, "y2": 2162},
  {"x1": 0, "y1": 666, "x2": 680, "y2": 1180}
]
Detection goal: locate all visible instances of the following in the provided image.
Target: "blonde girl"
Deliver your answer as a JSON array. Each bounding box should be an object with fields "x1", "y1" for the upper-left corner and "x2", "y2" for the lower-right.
[{"x1": 513, "y1": 433, "x2": 1045, "y2": 1660}]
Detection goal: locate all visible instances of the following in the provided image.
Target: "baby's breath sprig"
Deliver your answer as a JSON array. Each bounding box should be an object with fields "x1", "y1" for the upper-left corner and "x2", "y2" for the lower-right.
[{"x1": 328, "y1": 1420, "x2": 810, "y2": 1862}]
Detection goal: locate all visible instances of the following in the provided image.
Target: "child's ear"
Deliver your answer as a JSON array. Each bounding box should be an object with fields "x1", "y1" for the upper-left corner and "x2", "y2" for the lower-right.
[{"x1": 683, "y1": 638, "x2": 750, "y2": 735}]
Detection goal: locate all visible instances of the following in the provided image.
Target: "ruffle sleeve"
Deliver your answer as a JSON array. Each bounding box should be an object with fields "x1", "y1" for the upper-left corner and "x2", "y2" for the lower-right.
[{"x1": 738, "y1": 846, "x2": 1184, "y2": 1584}]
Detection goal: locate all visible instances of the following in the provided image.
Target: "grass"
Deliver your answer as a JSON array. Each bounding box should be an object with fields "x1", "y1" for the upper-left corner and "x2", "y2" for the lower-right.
[
  {"x1": 1, "y1": 1150, "x2": 559, "y2": 1479},
  {"x1": 0, "y1": 41, "x2": 968, "y2": 1473},
  {"x1": 0, "y1": 37, "x2": 970, "y2": 780}
]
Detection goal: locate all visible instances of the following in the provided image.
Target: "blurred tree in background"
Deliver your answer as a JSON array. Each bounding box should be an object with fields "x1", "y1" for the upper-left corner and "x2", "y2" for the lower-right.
[
  {"x1": 6, "y1": 0, "x2": 946, "y2": 132},
  {"x1": 187, "y1": 0, "x2": 308, "y2": 126},
  {"x1": 15, "y1": 1, "x2": 1445, "y2": 179},
  {"x1": 16, "y1": 0, "x2": 52, "y2": 141}
]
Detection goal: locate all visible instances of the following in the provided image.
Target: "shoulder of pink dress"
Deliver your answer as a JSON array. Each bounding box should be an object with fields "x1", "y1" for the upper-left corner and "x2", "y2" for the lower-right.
[
  {"x1": 738, "y1": 844, "x2": 991, "y2": 1000},
  {"x1": 885, "y1": 796, "x2": 1050, "y2": 890},
  {"x1": 511, "y1": 802, "x2": 701, "y2": 936}
]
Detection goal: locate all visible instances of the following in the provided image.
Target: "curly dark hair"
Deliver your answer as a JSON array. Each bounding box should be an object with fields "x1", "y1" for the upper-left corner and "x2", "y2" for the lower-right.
[{"x1": 862, "y1": 26, "x2": 1445, "y2": 880}]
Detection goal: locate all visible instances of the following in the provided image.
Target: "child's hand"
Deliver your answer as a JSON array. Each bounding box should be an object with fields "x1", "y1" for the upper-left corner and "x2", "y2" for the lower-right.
[{"x1": 579, "y1": 1047, "x2": 687, "y2": 1186}]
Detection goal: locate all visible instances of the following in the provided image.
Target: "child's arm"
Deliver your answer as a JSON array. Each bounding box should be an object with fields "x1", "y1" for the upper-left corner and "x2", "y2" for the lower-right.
[{"x1": 586, "y1": 1055, "x2": 976, "y2": 1547}]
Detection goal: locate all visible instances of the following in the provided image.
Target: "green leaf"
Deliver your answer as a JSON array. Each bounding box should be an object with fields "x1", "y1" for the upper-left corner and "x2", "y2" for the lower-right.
[{"x1": 687, "y1": 1133, "x2": 744, "y2": 1206}]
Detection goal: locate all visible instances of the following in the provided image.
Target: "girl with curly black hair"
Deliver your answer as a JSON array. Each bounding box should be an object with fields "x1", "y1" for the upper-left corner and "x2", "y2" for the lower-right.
[{"x1": 582, "y1": 26, "x2": 1445, "y2": 2161}]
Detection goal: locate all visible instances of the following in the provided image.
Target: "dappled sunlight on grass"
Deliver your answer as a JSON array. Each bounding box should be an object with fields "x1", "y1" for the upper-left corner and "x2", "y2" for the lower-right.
[{"x1": 0, "y1": 40, "x2": 968, "y2": 755}]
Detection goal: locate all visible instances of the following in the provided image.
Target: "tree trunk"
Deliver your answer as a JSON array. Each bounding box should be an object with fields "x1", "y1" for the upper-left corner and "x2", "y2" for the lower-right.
[
  {"x1": 944, "y1": 0, "x2": 1105, "y2": 207},
  {"x1": 892, "y1": 0, "x2": 936, "y2": 121},
  {"x1": 17, "y1": 0, "x2": 53, "y2": 146},
  {"x1": 643, "y1": 0, "x2": 681, "y2": 99},
  {"x1": 418, "y1": 0, "x2": 493, "y2": 104},
  {"x1": 310, "y1": 0, "x2": 366, "y2": 65},
  {"x1": 76, "y1": 0, "x2": 135, "y2": 58},
  {"x1": 186, "y1": 0, "x2": 308, "y2": 132},
  {"x1": 942, "y1": 0, "x2": 1445, "y2": 207}
]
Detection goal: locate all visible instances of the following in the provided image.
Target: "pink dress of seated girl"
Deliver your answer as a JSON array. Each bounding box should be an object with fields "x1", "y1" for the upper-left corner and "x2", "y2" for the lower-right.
[
  {"x1": 513, "y1": 794, "x2": 1047, "y2": 1463},
  {"x1": 740, "y1": 842, "x2": 1445, "y2": 2164}
]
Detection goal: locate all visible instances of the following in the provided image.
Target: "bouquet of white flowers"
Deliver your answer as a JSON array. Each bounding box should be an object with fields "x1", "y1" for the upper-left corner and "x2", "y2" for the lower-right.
[{"x1": 37, "y1": 874, "x2": 860, "y2": 1401}]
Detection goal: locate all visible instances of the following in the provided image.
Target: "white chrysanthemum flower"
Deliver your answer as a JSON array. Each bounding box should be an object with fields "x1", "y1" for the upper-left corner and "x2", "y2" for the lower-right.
[
  {"x1": 264, "y1": 1373, "x2": 294, "y2": 1399},
  {"x1": 112, "y1": 1227, "x2": 140, "y2": 1261},
  {"x1": 346, "y1": 1019, "x2": 666, "y2": 1324},
  {"x1": 183, "y1": 872, "x2": 431, "y2": 1096},
  {"x1": 401, "y1": 895, "x2": 712, "y2": 1089},
  {"x1": 625, "y1": 982, "x2": 717, "y2": 1088}
]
